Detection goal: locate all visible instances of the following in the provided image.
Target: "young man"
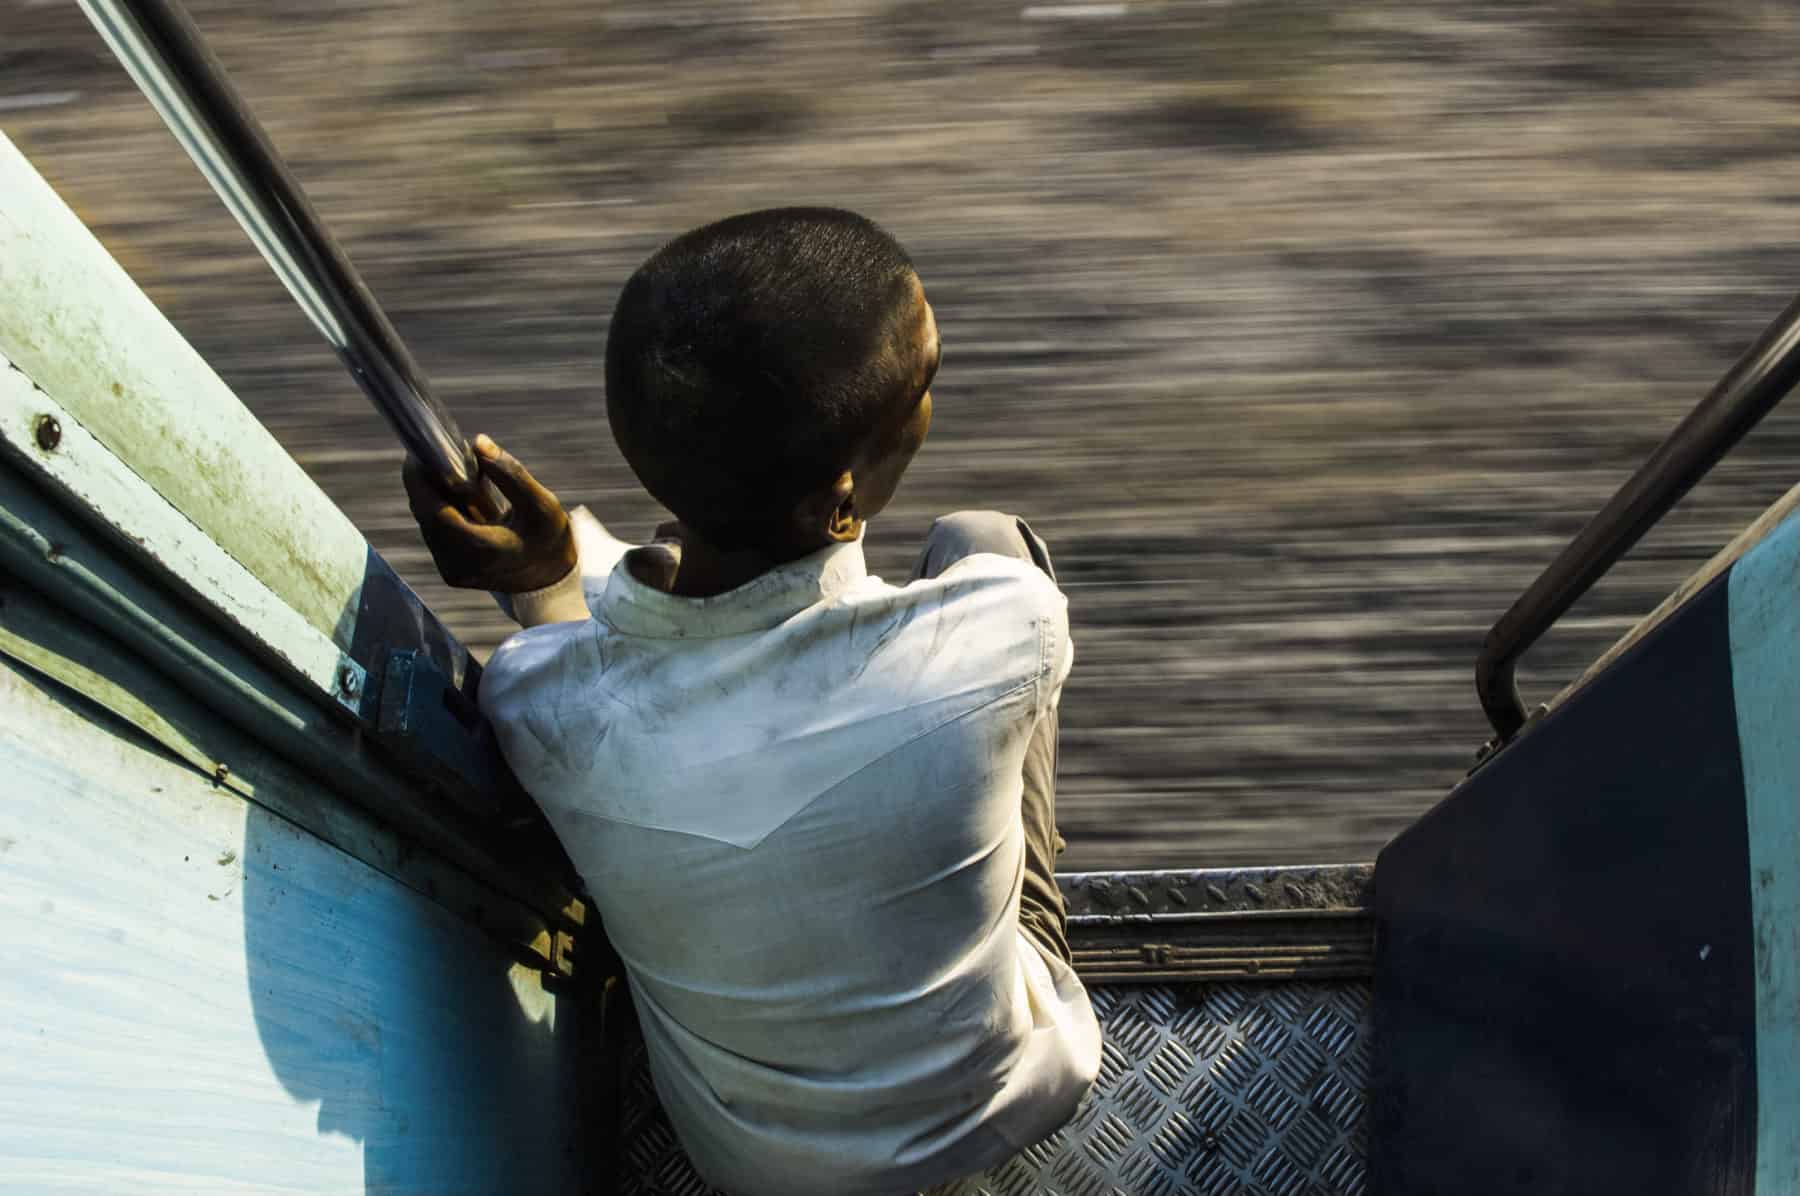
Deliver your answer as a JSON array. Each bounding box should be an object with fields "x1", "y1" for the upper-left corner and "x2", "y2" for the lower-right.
[{"x1": 404, "y1": 208, "x2": 1100, "y2": 1196}]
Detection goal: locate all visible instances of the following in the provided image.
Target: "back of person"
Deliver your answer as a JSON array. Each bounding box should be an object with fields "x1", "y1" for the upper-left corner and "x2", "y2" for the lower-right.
[
  {"x1": 404, "y1": 208, "x2": 1101, "y2": 1195},
  {"x1": 484, "y1": 533, "x2": 1094, "y2": 1193}
]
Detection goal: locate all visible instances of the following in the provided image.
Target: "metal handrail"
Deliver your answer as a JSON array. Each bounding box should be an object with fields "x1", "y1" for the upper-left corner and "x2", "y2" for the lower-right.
[
  {"x1": 75, "y1": 0, "x2": 492, "y2": 508},
  {"x1": 1477, "y1": 289, "x2": 1800, "y2": 744}
]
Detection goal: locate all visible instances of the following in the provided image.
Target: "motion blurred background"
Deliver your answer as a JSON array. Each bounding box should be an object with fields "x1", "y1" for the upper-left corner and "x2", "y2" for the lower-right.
[{"x1": 7, "y1": 0, "x2": 1800, "y2": 869}]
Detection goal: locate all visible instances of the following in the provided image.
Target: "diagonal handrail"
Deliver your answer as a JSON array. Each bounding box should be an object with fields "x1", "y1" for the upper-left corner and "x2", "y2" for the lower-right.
[
  {"x1": 1477, "y1": 290, "x2": 1800, "y2": 747},
  {"x1": 75, "y1": 0, "x2": 495, "y2": 511}
]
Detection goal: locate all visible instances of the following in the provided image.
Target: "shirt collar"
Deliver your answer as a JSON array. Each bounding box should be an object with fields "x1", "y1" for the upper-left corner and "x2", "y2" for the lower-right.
[{"x1": 594, "y1": 535, "x2": 869, "y2": 638}]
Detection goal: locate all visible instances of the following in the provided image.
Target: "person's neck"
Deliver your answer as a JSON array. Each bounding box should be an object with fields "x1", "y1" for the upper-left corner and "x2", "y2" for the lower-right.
[{"x1": 662, "y1": 523, "x2": 842, "y2": 598}]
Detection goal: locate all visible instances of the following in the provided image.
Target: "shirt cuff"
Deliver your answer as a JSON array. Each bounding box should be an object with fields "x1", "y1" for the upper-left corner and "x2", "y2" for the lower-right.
[
  {"x1": 507, "y1": 563, "x2": 592, "y2": 627},
  {"x1": 489, "y1": 506, "x2": 628, "y2": 627}
]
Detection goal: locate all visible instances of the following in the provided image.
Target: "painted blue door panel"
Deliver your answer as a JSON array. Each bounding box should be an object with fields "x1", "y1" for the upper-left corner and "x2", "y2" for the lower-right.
[{"x1": 0, "y1": 659, "x2": 583, "y2": 1194}]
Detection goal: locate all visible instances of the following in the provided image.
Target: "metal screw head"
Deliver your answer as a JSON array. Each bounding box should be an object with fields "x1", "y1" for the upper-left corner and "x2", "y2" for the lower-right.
[
  {"x1": 337, "y1": 664, "x2": 361, "y2": 697},
  {"x1": 33, "y1": 414, "x2": 61, "y2": 452}
]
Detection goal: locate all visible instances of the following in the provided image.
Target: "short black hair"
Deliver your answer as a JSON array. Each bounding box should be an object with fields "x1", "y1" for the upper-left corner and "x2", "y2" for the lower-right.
[{"x1": 604, "y1": 207, "x2": 926, "y2": 547}]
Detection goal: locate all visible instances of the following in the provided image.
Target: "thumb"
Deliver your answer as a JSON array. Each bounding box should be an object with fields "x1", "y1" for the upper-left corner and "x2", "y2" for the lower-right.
[{"x1": 474, "y1": 434, "x2": 560, "y2": 519}]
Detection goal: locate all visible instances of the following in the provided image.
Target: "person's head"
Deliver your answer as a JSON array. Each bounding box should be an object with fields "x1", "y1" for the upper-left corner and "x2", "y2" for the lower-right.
[{"x1": 604, "y1": 207, "x2": 939, "y2": 558}]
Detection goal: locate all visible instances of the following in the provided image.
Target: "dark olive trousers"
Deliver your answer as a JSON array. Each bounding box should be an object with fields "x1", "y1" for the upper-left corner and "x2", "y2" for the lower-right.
[{"x1": 911, "y1": 511, "x2": 1071, "y2": 967}]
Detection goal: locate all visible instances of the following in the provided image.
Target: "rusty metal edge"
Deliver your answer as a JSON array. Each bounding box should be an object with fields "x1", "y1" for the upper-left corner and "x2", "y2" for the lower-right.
[
  {"x1": 1058, "y1": 865, "x2": 1376, "y2": 983},
  {"x1": 1059, "y1": 862, "x2": 1375, "y2": 918},
  {"x1": 1069, "y1": 909, "x2": 1375, "y2": 983}
]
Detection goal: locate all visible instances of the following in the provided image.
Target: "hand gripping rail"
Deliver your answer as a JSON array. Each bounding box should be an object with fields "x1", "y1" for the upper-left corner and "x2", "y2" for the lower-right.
[
  {"x1": 1477, "y1": 290, "x2": 1800, "y2": 747},
  {"x1": 74, "y1": 0, "x2": 495, "y2": 510}
]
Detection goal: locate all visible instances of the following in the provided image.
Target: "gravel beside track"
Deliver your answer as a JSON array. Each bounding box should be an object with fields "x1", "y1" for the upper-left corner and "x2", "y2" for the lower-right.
[{"x1": 10, "y1": 0, "x2": 1800, "y2": 868}]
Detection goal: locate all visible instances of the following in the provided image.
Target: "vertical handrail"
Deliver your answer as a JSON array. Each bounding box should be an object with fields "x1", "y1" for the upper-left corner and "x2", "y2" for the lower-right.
[
  {"x1": 1477, "y1": 290, "x2": 1800, "y2": 744},
  {"x1": 75, "y1": 0, "x2": 494, "y2": 509}
]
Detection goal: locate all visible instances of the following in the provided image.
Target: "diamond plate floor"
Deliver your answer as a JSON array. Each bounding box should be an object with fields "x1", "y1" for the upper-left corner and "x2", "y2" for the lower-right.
[{"x1": 616, "y1": 979, "x2": 1371, "y2": 1196}]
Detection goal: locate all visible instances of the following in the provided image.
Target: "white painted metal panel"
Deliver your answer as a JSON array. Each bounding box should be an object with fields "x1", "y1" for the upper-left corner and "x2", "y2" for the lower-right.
[{"x1": 0, "y1": 660, "x2": 583, "y2": 1194}]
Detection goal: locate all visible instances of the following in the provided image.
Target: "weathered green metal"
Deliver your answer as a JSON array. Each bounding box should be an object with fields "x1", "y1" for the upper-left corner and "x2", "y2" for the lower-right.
[
  {"x1": 0, "y1": 362, "x2": 359, "y2": 714},
  {"x1": 0, "y1": 132, "x2": 369, "y2": 648}
]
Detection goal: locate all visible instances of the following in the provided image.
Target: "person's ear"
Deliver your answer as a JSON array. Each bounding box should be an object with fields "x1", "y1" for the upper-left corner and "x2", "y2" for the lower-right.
[
  {"x1": 788, "y1": 471, "x2": 858, "y2": 548},
  {"x1": 823, "y1": 471, "x2": 860, "y2": 544}
]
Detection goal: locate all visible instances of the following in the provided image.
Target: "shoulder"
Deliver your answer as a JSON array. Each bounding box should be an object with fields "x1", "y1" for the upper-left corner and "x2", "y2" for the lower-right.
[
  {"x1": 912, "y1": 552, "x2": 1066, "y2": 623},
  {"x1": 477, "y1": 619, "x2": 599, "y2": 721},
  {"x1": 904, "y1": 553, "x2": 1073, "y2": 704},
  {"x1": 864, "y1": 555, "x2": 1071, "y2": 696}
]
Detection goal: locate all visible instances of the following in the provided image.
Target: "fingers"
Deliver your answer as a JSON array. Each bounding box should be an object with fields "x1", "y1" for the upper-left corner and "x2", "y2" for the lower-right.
[
  {"x1": 402, "y1": 454, "x2": 449, "y2": 522},
  {"x1": 474, "y1": 434, "x2": 562, "y2": 523},
  {"x1": 401, "y1": 452, "x2": 427, "y2": 501},
  {"x1": 404, "y1": 459, "x2": 478, "y2": 536}
]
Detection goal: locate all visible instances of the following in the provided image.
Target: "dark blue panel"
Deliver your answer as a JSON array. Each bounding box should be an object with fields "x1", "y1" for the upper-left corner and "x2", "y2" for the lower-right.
[{"x1": 1373, "y1": 572, "x2": 1756, "y2": 1195}]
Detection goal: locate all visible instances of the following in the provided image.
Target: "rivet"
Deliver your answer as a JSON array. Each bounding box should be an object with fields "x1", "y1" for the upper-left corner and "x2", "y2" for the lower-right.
[{"x1": 33, "y1": 414, "x2": 61, "y2": 452}]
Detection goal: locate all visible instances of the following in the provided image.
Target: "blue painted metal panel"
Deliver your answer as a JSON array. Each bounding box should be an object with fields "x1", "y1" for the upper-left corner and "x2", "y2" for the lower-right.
[
  {"x1": 1727, "y1": 510, "x2": 1800, "y2": 1194},
  {"x1": 0, "y1": 657, "x2": 584, "y2": 1193}
]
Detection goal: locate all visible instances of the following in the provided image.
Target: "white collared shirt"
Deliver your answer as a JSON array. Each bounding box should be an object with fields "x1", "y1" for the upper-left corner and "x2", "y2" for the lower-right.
[{"x1": 480, "y1": 512, "x2": 1100, "y2": 1196}]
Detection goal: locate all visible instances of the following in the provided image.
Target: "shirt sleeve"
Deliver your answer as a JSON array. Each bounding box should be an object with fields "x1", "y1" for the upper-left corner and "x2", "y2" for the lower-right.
[
  {"x1": 1036, "y1": 576, "x2": 1075, "y2": 724},
  {"x1": 491, "y1": 505, "x2": 633, "y2": 627},
  {"x1": 928, "y1": 552, "x2": 1073, "y2": 725}
]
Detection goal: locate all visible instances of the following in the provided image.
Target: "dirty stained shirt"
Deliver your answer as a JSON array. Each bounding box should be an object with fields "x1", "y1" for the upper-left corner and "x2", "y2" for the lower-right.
[{"x1": 479, "y1": 511, "x2": 1101, "y2": 1196}]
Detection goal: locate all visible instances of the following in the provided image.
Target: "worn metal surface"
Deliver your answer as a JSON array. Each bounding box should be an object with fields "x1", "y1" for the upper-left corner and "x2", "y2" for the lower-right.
[
  {"x1": 1070, "y1": 911, "x2": 1373, "y2": 985},
  {"x1": 1064, "y1": 865, "x2": 1374, "y2": 920},
  {"x1": 0, "y1": 131, "x2": 370, "y2": 649},
  {"x1": 0, "y1": 654, "x2": 587, "y2": 1193},
  {"x1": 615, "y1": 977, "x2": 1371, "y2": 1196},
  {"x1": 1063, "y1": 865, "x2": 1375, "y2": 984},
  {"x1": 0, "y1": 359, "x2": 355, "y2": 710}
]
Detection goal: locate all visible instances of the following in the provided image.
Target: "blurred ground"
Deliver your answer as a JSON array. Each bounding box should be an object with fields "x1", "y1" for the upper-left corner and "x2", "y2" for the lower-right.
[{"x1": 7, "y1": 0, "x2": 1800, "y2": 869}]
